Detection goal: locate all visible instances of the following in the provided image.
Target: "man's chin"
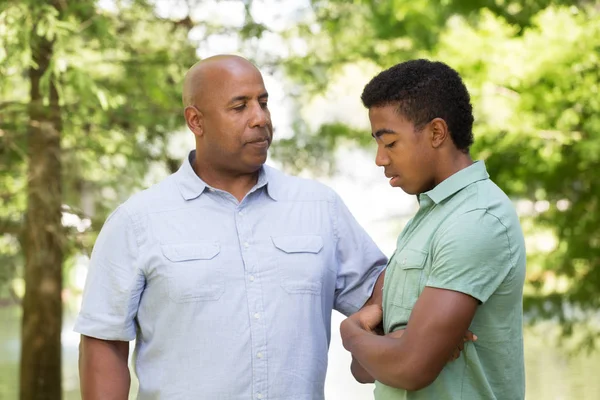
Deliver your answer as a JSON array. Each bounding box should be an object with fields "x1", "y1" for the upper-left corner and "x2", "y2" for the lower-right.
[{"x1": 242, "y1": 156, "x2": 268, "y2": 172}]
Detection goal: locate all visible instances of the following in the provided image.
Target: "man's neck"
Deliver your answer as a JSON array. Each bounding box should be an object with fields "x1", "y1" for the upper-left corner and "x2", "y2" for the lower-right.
[{"x1": 193, "y1": 159, "x2": 260, "y2": 202}]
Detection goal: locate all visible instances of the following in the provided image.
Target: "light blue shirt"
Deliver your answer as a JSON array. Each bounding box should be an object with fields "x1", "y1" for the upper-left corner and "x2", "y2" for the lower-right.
[{"x1": 74, "y1": 151, "x2": 387, "y2": 400}]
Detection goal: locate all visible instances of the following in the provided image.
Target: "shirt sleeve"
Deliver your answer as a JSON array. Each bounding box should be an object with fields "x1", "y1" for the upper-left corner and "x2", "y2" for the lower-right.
[
  {"x1": 74, "y1": 205, "x2": 145, "y2": 341},
  {"x1": 331, "y1": 193, "x2": 387, "y2": 316},
  {"x1": 426, "y1": 209, "x2": 515, "y2": 304}
]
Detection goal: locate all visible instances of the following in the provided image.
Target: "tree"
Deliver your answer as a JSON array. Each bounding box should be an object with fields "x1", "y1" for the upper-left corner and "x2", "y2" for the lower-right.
[
  {"x1": 1, "y1": 0, "x2": 197, "y2": 397},
  {"x1": 19, "y1": 2, "x2": 65, "y2": 397}
]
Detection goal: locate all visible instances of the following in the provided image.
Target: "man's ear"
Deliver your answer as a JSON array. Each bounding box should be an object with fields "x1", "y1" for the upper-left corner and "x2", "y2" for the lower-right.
[
  {"x1": 184, "y1": 106, "x2": 204, "y2": 137},
  {"x1": 429, "y1": 118, "x2": 449, "y2": 149}
]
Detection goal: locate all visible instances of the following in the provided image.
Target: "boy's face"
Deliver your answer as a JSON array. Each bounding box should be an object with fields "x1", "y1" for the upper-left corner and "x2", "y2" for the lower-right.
[{"x1": 369, "y1": 104, "x2": 436, "y2": 195}]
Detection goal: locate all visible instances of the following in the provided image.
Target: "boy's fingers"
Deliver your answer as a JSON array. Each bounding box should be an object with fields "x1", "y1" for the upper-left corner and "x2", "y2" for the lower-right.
[
  {"x1": 451, "y1": 348, "x2": 460, "y2": 361},
  {"x1": 464, "y1": 330, "x2": 478, "y2": 342}
]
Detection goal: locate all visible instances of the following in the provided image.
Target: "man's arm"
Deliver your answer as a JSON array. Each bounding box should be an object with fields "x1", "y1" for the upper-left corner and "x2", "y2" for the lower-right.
[
  {"x1": 341, "y1": 287, "x2": 478, "y2": 391},
  {"x1": 327, "y1": 192, "x2": 387, "y2": 382},
  {"x1": 79, "y1": 335, "x2": 130, "y2": 399},
  {"x1": 74, "y1": 206, "x2": 144, "y2": 398},
  {"x1": 330, "y1": 192, "x2": 388, "y2": 316},
  {"x1": 362, "y1": 269, "x2": 385, "y2": 308}
]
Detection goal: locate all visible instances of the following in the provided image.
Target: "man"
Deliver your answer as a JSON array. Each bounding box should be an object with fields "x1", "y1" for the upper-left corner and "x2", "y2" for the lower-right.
[
  {"x1": 340, "y1": 59, "x2": 526, "y2": 399},
  {"x1": 75, "y1": 54, "x2": 387, "y2": 399}
]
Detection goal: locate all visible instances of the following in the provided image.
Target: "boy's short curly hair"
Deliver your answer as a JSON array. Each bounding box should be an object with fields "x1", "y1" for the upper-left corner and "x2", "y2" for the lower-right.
[{"x1": 361, "y1": 59, "x2": 474, "y2": 151}]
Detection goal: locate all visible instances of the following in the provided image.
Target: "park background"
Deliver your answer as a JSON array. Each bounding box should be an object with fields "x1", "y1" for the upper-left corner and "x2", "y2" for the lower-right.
[{"x1": 1, "y1": 0, "x2": 600, "y2": 399}]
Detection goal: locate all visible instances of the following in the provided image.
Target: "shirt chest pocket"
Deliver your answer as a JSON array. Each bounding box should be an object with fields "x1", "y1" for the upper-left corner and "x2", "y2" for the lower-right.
[
  {"x1": 390, "y1": 248, "x2": 428, "y2": 310},
  {"x1": 161, "y1": 242, "x2": 225, "y2": 303},
  {"x1": 271, "y1": 235, "x2": 325, "y2": 295}
]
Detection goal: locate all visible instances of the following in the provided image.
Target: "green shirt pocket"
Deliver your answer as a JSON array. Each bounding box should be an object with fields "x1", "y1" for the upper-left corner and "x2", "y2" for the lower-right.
[{"x1": 389, "y1": 248, "x2": 428, "y2": 310}]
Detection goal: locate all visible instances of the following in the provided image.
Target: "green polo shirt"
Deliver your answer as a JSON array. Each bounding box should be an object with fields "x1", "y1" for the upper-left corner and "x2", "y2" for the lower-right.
[{"x1": 376, "y1": 161, "x2": 526, "y2": 400}]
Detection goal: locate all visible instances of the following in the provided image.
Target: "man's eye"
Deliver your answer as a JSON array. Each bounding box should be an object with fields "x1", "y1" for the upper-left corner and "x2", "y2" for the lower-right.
[
  {"x1": 233, "y1": 104, "x2": 247, "y2": 111},
  {"x1": 384, "y1": 141, "x2": 396, "y2": 149},
  {"x1": 260, "y1": 102, "x2": 268, "y2": 109}
]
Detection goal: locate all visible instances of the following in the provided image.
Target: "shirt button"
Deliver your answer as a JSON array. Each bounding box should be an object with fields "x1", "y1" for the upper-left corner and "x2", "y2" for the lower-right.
[
  {"x1": 402, "y1": 258, "x2": 407, "y2": 265},
  {"x1": 244, "y1": 242, "x2": 250, "y2": 249},
  {"x1": 257, "y1": 394, "x2": 263, "y2": 399},
  {"x1": 254, "y1": 313, "x2": 260, "y2": 319},
  {"x1": 249, "y1": 275, "x2": 255, "y2": 282},
  {"x1": 257, "y1": 352, "x2": 263, "y2": 358},
  {"x1": 238, "y1": 210, "x2": 244, "y2": 216}
]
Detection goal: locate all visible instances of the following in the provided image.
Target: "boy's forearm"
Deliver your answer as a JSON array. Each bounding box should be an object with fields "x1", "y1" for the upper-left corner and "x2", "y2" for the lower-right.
[
  {"x1": 341, "y1": 318, "x2": 421, "y2": 390},
  {"x1": 351, "y1": 355, "x2": 375, "y2": 383}
]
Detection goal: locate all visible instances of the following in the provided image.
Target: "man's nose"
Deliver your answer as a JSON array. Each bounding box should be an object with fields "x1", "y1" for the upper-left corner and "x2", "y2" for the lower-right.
[
  {"x1": 375, "y1": 145, "x2": 390, "y2": 167},
  {"x1": 249, "y1": 103, "x2": 269, "y2": 128}
]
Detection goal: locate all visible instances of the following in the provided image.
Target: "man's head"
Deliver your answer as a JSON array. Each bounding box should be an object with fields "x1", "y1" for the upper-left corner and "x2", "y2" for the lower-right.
[
  {"x1": 183, "y1": 55, "x2": 273, "y2": 175},
  {"x1": 361, "y1": 59, "x2": 474, "y2": 195}
]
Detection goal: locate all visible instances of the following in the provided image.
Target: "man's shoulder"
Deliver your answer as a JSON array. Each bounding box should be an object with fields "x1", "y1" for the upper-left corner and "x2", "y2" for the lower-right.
[
  {"x1": 265, "y1": 165, "x2": 337, "y2": 203},
  {"x1": 119, "y1": 173, "x2": 182, "y2": 218}
]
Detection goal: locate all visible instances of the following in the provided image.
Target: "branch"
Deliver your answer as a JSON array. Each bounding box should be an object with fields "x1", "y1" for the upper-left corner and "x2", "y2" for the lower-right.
[{"x1": 0, "y1": 218, "x2": 22, "y2": 236}]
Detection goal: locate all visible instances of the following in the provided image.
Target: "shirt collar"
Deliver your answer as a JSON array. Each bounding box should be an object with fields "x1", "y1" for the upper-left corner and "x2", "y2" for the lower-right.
[
  {"x1": 422, "y1": 160, "x2": 489, "y2": 205},
  {"x1": 174, "y1": 150, "x2": 281, "y2": 201},
  {"x1": 261, "y1": 165, "x2": 282, "y2": 201}
]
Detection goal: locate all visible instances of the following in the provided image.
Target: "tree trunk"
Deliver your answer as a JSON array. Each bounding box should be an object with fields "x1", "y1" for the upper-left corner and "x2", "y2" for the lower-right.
[{"x1": 20, "y1": 2, "x2": 64, "y2": 398}]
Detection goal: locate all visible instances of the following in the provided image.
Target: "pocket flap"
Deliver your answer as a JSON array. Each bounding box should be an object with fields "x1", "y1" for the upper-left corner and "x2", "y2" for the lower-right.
[
  {"x1": 271, "y1": 235, "x2": 323, "y2": 254},
  {"x1": 395, "y1": 248, "x2": 427, "y2": 269},
  {"x1": 161, "y1": 242, "x2": 220, "y2": 262}
]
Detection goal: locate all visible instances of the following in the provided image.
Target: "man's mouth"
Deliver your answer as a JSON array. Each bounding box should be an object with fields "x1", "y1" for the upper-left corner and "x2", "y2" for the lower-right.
[{"x1": 247, "y1": 137, "x2": 270, "y2": 148}]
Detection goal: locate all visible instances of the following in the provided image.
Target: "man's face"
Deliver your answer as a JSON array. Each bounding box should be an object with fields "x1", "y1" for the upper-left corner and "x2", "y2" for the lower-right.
[
  {"x1": 369, "y1": 105, "x2": 435, "y2": 195},
  {"x1": 198, "y1": 65, "x2": 273, "y2": 174}
]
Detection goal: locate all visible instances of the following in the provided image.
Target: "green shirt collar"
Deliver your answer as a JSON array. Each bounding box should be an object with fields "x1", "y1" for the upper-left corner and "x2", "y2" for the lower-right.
[{"x1": 421, "y1": 160, "x2": 489, "y2": 205}]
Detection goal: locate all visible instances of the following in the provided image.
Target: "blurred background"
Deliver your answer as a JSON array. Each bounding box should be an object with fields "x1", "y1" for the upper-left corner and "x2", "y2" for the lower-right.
[{"x1": 1, "y1": 0, "x2": 600, "y2": 399}]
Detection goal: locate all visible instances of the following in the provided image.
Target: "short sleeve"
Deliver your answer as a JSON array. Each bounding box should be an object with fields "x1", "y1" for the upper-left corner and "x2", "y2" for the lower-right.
[
  {"x1": 74, "y1": 205, "x2": 145, "y2": 341},
  {"x1": 332, "y1": 193, "x2": 387, "y2": 316},
  {"x1": 426, "y1": 210, "x2": 514, "y2": 304}
]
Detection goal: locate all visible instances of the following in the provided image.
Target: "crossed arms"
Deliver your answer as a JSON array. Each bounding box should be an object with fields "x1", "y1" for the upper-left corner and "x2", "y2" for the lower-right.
[{"x1": 342, "y1": 284, "x2": 478, "y2": 391}]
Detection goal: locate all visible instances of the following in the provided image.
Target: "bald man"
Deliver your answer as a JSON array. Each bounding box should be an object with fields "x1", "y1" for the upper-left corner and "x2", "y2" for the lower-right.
[{"x1": 75, "y1": 55, "x2": 387, "y2": 400}]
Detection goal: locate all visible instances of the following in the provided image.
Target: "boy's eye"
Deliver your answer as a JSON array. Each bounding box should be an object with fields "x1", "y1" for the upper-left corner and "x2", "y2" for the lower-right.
[{"x1": 384, "y1": 141, "x2": 396, "y2": 149}]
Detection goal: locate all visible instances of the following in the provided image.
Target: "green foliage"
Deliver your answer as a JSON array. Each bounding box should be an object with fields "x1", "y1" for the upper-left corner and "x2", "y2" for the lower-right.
[
  {"x1": 1, "y1": 0, "x2": 598, "y2": 350},
  {"x1": 0, "y1": 0, "x2": 197, "y2": 290},
  {"x1": 287, "y1": 1, "x2": 600, "y2": 347},
  {"x1": 272, "y1": 121, "x2": 373, "y2": 175},
  {"x1": 437, "y1": 6, "x2": 600, "y2": 347},
  {"x1": 283, "y1": 0, "x2": 583, "y2": 90}
]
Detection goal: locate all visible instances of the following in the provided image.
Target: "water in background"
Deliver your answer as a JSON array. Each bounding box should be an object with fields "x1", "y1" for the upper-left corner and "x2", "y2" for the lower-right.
[{"x1": 1, "y1": 305, "x2": 600, "y2": 399}]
